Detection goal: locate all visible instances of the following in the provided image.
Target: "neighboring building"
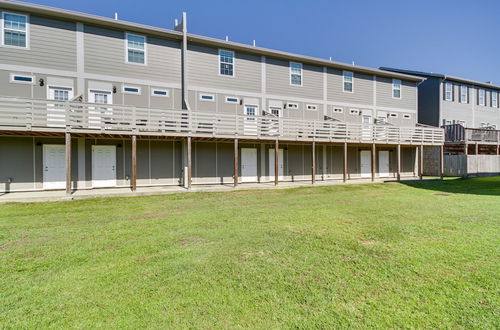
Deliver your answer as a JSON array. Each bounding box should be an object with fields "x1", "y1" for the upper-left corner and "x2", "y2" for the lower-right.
[
  {"x1": 0, "y1": 0, "x2": 443, "y2": 194},
  {"x1": 381, "y1": 68, "x2": 500, "y2": 176}
]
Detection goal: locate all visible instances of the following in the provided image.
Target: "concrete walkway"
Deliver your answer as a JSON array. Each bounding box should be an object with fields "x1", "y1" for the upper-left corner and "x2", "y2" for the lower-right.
[{"x1": 0, "y1": 177, "x2": 431, "y2": 203}]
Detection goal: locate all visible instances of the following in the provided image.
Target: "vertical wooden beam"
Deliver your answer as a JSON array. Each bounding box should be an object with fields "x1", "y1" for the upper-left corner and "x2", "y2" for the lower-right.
[
  {"x1": 233, "y1": 138, "x2": 238, "y2": 187},
  {"x1": 475, "y1": 142, "x2": 479, "y2": 155},
  {"x1": 396, "y1": 144, "x2": 401, "y2": 181},
  {"x1": 274, "y1": 140, "x2": 279, "y2": 185},
  {"x1": 419, "y1": 145, "x2": 424, "y2": 180},
  {"x1": 343, "y1": 142, "x2": 348, "y2": 182},
  {"x1": 65, "y1": 132, "x2": 71, "y2": 196},
  {"x1": 371, "y1": 143, "x2": 376, "y2": 182},
  {"x1": 440, "y1": 145, "x2": 444, "y2": 179},
  {"x1": 131, "y1": 135, "x2": 137, "y2": 191},
  {"x1": 187, "y1": 136, "x2": 192, "y2": 189},
  {"x1": 464, "y1": 143, "x2": 468, "y2": 155},
  {"x1": 311, "y1": 141, "x2": 316, "y2": 184}
]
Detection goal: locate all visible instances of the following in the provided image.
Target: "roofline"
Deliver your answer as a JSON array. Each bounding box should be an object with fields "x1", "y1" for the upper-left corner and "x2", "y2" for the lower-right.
[
  {"x1": 0, "y1": 0, "x2": 424, "y2": 82},
  {"x1": 381, "y1": 67, "x2": 500, "y2": 90}
]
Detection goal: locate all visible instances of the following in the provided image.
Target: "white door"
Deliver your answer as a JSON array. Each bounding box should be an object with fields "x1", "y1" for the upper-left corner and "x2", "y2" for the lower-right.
[
  {"x1": 47, "y1": 87, "x2": 73, "y2": 127},
  {"x1": 360, "y1": 150, "x2": 372, "y2": 178},
  {"x1": 378, "y1": 150, "x2": 390, "y2": 177},
  {"x1": 240, "y1": 148, "x2": 258, "y2": 182},
  {"x1": 243, "y1": 105, "x2": 258, "y2": 136},
  {"x1": 267, "y1": 107, "x2": 282, "y2": 136},
  {"x1": 43, "y1": 144, "x2": 66, "y2": 189},
  {"x1": 362, "y1": 115, "x2": 372, "y2": 141},
  {"x1": 89, "y1": 90, "x2": 113, "y2": 129},
  {"x1": 268, "y1": 149, "x2": 284, "y2": 181},
  {"x1": 92, "y1": 145, "x2": 116, "y2": 187}
]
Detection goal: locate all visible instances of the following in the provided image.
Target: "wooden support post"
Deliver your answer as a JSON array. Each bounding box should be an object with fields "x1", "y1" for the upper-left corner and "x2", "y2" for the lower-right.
[
  {"x1": 419, "y1": 145, "x2": 424, "y2": 180},
  {"x1": 274, "y1": 140, "x2": 279, "y2": 185},
  {"x1": 475, "y1": 142, "x2": 479, "y2": 155},
  {"x1": 396, "y1": 144, "x2": 401, "y2": 181},
  {"x1": 440, "y1": 145, "x2": 444, "y2": 179},
  {"x1": 371, "y1": 143, "x2": 376, "y2": 182},
  {"x1": 464, "y1": 143, "x2": 468, "y2": 155},
  {"x1": 187, "y1": 137, "x2": 192, "y2": 189},
  {"x1": 343, "y1": 142, "x2": 348, "y2": 183},
  {"x1": 131, "y1": 135, "x2": 137, "y2": 191},
  {"x1": 233, "y1": 139, "x2": 238, "y2": 187},
  {"x1": 311, "y1": 141, "x2": 316, "y2": 184},
  {"x1": 65, "y1": 132, "x2": 71, "y2": 196}
]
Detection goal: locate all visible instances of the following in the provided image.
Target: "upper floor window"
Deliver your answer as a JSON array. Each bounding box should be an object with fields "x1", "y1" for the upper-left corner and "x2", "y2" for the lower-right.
[
  {"x1": 444, "y1": 82, "x2": 453, "y2": 101},
  {"x1": 290, "y1": 62, "x2": 302, "y2": 86},
  {"x1": 392, "y1": 79, "x2": 401, "y2": 98},
  {"x1": 2, "y1": 12, "x2": 28, "y2": 48},
  {"x1": 478, "y1": 89, "x2": 485, "y2": 106},
  {"x1": 343, "y1": 71, "x2": 353, "y2": 92},
  {"x1": 460, "y1": 85, "x2": 468, "y2": 103},
  {"x1": 126, "y1": 33, "x2": 146, "y2": 64},
  {"x1": 492, "y1": 92, "x2": 498, "y2": 108},
  {"x1": 219, "y1": 50, "x2": 234, "y2": 76}
]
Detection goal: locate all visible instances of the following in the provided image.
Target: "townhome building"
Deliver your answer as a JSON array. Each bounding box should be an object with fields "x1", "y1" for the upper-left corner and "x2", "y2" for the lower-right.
[
  {"x1": 381, "y1": 68, "x2": 500, "y2": 176},
  {"x1": 0, "y1": 0, "x2": 443, "y2": 194}
]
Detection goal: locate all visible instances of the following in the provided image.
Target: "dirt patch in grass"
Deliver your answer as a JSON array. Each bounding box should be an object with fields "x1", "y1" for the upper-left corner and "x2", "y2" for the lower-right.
[
  {"x1": 178, "y1": 235, "x2": 211, "y2": 250},
  {"x1": 128, "y1": 211, "x2": 184, "y2": 221}
]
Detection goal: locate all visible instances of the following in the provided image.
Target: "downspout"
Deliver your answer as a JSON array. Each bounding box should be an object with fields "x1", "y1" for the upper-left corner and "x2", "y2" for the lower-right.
[{"x1": 175, "y1": 12, "x2": 191, "y2": 111}]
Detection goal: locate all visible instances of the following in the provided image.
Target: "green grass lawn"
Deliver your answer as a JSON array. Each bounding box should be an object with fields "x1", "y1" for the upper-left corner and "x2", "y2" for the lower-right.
[{"x1": 1, "y1": 177, "x2": 499, "y2": 328}]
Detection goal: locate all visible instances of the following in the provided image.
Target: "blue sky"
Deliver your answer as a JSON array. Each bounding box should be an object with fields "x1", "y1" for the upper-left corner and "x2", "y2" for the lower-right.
[{"x1": 23, "y1": 0, "x2": 500, "y2": 83}]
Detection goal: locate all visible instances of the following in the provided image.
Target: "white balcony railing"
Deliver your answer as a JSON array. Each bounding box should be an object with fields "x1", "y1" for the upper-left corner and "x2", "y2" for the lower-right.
[{"x1": 0, "y1": 97, "x2": 444, "y2": 145}]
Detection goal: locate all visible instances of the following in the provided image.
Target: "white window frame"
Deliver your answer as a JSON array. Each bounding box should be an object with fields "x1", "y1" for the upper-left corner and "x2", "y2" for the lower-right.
[
  {"x1": 392, "y1": 79, "x2": 402, "y2": 99},
  {"x1": 286, "y1": 102, "x2": 299, "y2": 110},
  {"x1": 1, "y1": 12, "x2": 30, "y2": 49},
  {"x1": 460, "y1": 85, "x2": 468, "y2": 103},
  {"x1": 218, "y1": 49, "x2": 235, "y2": 77},
  {"x1": 199, "y1": 93, "x2": 215, "y2": 102},
  {"x1": 349, "y1": 108, "x2": 359, "y2": 115},
  {"x1": 290, "y1": 62, "x2": 302, "y2": 86},
  {"x1": 389, "y1": 113, "x2": 398, "y2": 118},
  {"x1": 403, "y1": 114, "x2": 411, "y2": 119},
  {"x1": 151, "y1": 89, "x2": 169, "y2": 97},
  {"x1": 122, "y1": 85, "x2": 141, "y2": 95},
  {"x1": 306, "y1": 104, "x2": 318, "y2": 111},
  {"x1": 125, "y1": 32, "x2": 147, "y2": 65},
  {"x1": 333, "y1": 108, "x2": 343, "y2": 113},
  {"x1": 9, "y1": 73, "x2": 34, "y2": 84},
  {"x1": 444, "y1": 82, "x2": 453, "y2": 101},
  {"x1": 343, "y1": 71, "x2": 353, "y2": 93},
  {"x1": 478, "y1": 89, "x2": 485, "y2": 106},
  {"x1": 492, "y1": 92, "x2": 498, "y2": 108},
  {"x1": 225, "y1": 96, "x2": 239, "y2": 103}
]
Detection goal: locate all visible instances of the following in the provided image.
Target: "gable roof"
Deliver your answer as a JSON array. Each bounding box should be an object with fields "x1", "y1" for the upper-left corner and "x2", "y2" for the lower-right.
[
  {"x1": 0, "y1": 0, "x2": 425, "y2": 82},
  {"x1": 380, "y1": 67, "x2": 500, "y2": 90}
]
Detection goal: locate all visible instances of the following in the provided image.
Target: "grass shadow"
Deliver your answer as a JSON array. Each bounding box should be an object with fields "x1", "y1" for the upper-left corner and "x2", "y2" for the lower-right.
[{"x1": 400, "y1": 176, "x2": 500, "y2": 196}]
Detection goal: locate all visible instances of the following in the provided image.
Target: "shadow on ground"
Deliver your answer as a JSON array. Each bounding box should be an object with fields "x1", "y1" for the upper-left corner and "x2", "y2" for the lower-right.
[{"x1": 401, "y1": 176, "x2": 500, "y2": 196}]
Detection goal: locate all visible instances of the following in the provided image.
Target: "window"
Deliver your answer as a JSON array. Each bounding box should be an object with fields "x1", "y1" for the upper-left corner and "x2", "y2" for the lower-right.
[
  {"x1": 286, "y1": 102, "x2": 299, "y2": 110},
  {"x1": 444, "y1": 120, "x2": 452, "y2": 126},
  {"x1": 492, "y1": 92, "x2": 498, "y2": 108},
  {"x1": 2, "y1": 12, "x2": 28, "y2": 48},
  {"x1": 349, "y1": 109, "x2": 359, "y2": 115},
  {"x1": 290, "y1": 62, "x2": 302, "y2": 86},
  {"x1": 460, "y1": 85, "x2": 468, "y2": 103},
  {"x1": 126, "y1": 33, "x2": 146, "y2": 64},
  {"x1": 403, "y1": 114, "x2": 411, "y2": 119},
  {"x1": 225, "y1": 96, "x2": 239, "y2": 103},
  {"x1": 123, "y1": 86, "x2": 141, "y2": 94},
  {"x1": 343, "y1": 71, "x2": 353, "y2": 92},
  {"x1": 457, "y1": 120, "x2": 466, "y2": 127},
  {"x1": 333, "y1": 108, "x2": 343, "y2": 113},
  {"x1": 199, "y1": 94, "x2": 214, "y2": 101},
  {"x1": 445, "y1": 83, "x2": 453, "y2": 101},
  {"x1": 10, "y1": 73, "x2": 33, "y2": 84},
  {"x1": 306, "y1": 104, "x2": 318, "y2": 111},
  {"x1": 480, "y1": 122, "x2": 488, "y2": 128},
  {"x1": 219, "y1": 50, "x2": 234, "y2": 76},
  {"x1": 151, "y1": 89, "x2": 169, "y2": 97},
  {"x1": 270, "y1": 107, "x2": 282, "y2": 117},
  {"x1": 392, "y1": 79, "x2": 402, "y2": 98},
  {"x1": 389, "y1": 113, "x2": 398, "y2": 118},
  {"x1": 478, "y1": 89, "x2": 485, "y2": 106}
]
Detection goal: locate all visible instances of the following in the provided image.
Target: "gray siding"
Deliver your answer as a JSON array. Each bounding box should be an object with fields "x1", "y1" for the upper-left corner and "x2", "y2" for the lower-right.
[
  {"x1": 84, "y1": 25, "x2": 181, "y2": 83},
  {"x1": 327, "y1": 69, "x2": 373, "y2": 105},
  {"x1": 376, "y1": 77, "x2": 417, "y2": 109},
  {"x1": 0, "y1": 13, "x2": 77, "y2": 71}
]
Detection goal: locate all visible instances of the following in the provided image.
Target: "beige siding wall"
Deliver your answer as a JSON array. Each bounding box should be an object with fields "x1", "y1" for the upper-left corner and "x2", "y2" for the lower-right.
[
  {"x1": 187, "y1": 43, "x2": 261, "y2": 92},
  {"x1": 84, "y1": 25, "x2": 181, "y2": 84},
  {"x1": 0, "y1": 13, "x2": 76, "y2": 71},
  {"x1": 327, "y1": 69, "x2": 373, "y2": 105}
]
